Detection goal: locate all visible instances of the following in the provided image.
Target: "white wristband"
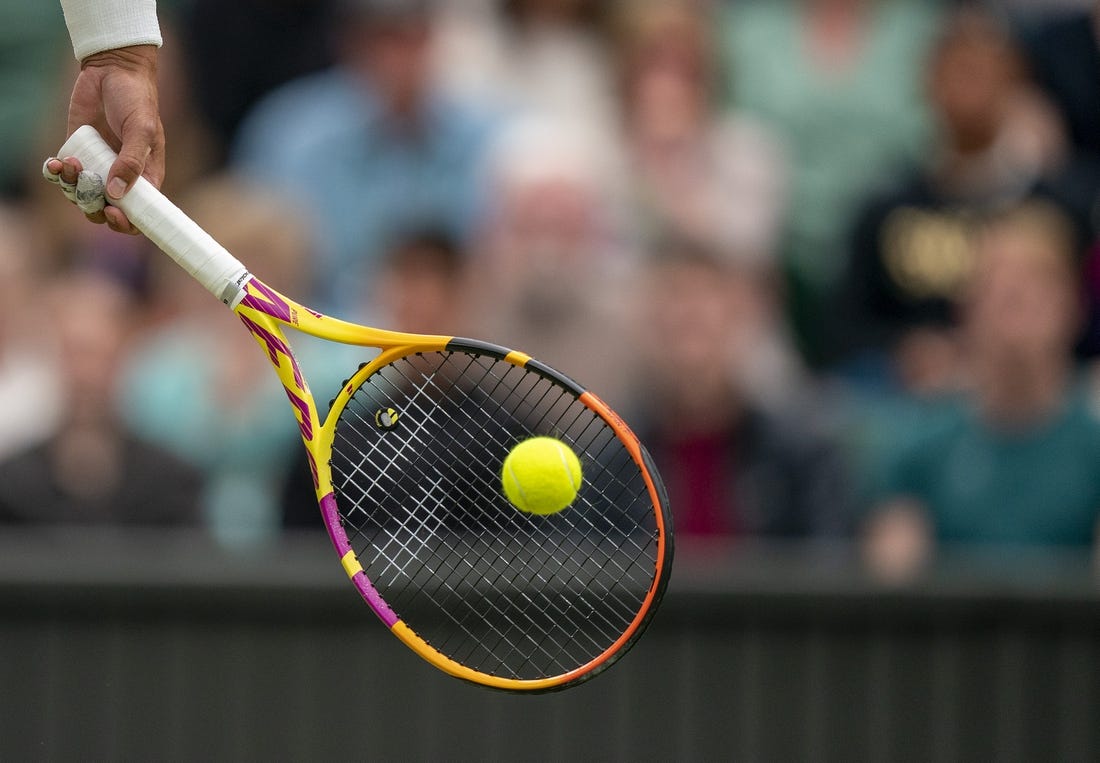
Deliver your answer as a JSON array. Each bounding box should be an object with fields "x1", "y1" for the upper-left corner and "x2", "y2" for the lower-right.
[{"x1": 60, "y1": 0, "x2": 162, "y2": 61}]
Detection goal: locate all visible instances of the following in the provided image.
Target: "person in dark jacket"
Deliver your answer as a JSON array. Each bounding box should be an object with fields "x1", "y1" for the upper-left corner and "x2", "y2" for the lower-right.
[
  {"x1": 0, "y1": 269, "x2": 201, "y2": 526},
  {"x1": 631, "y1": 237, "x2": 852, "y2": 540}
]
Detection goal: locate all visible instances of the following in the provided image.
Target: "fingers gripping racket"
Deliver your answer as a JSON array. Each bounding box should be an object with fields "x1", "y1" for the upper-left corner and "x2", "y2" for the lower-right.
[{"x1": 50, "y1": 126, "x2": 673, "y2": 692}]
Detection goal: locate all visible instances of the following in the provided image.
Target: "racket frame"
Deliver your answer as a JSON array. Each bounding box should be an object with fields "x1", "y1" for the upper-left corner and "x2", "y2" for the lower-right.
[{"x1": 238, "y1": 281, "x2": 671, "y2": 691}]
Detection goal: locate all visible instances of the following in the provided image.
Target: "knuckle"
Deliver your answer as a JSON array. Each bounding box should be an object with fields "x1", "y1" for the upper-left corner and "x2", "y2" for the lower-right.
[{"x1": 112, "y1": 152, "x2": 145, "y2": 180}]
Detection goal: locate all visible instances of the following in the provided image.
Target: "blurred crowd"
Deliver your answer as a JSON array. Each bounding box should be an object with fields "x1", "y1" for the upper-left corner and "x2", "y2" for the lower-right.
[{"x1": 0, "y1": 0, "x2": 1098, "y2": 579}]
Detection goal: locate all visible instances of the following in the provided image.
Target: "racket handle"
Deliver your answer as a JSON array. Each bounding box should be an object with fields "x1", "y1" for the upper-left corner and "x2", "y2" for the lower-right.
[{"x1": 57, "y1": 125, "x2": 251, "y2": 307}]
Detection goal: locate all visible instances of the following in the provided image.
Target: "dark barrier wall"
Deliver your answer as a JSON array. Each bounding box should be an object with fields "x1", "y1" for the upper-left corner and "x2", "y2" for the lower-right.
[{"x1": 0, "y1": 530, "x2": 1098, "y2": 761}]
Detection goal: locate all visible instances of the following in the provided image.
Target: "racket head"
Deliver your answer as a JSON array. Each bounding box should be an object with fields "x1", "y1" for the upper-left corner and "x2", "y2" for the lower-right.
[{"x1": 316, "y1": 338, "x2": 673, "y2": 692}]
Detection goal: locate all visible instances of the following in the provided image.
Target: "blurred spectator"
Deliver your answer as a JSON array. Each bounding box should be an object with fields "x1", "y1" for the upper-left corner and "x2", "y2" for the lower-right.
[
  {"x1": 0, "y1": 2, "x2": 69, "y2": 197},
  {"x1": 467, "y1": 115, "x2": 636, "y2": 410},
  {"x1": 368, "y1": 229, "x2": 472, "y2": 335},
  {"x1": 433, "y1": 0, "x2": 617, "y2": 135},
  {"x1": 182, "y1": 0, "x2": 338, "y2": 161},
  {"x1": 282, "y1": 229, "x2": 472, "y2": 528},
  {"x1": 720, "y1": 0, "x2": 942, "y2": 367},
  {"x1": 119, "y1": 175, "x2": 319, "y2": 547},
  {"x1": 839, "y1": 5, "x2": 1066, "y2": 395},
  {"x1": 0, "y1": 269, "x2": 201, "y2": 525},
  {"x1": 614, "y1": 0, "x2": 788, "y2": 261},
  {"x1": 0, "y1": 204, "x2": 62, "y2": 459},
  {"x1": 863, "y1": 201, "x2": 1100, "y2": 580},
  {"x1": 1016, "y1": 2, "x2": 1100, "y2": 356},
  {"x1": 631, "y1": 237, "x2": 851, "y2": 540},
  {"x1": 232, "y1": 0, "x2": 501, "y2": 314}
]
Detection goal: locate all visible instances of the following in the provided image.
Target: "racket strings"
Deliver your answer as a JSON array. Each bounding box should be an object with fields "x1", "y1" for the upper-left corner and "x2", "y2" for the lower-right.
[
  {"x1": 349, "y1": 487, "x2": 647, "y2": 676},
  {"x1": 342, "y1": 354, "x2": 582, "y2": 550},
  {"x1": 330, "y1": 350, "x2": 661, "y2": 680},
  {"x1": 338, "y1": 357, "x2": 551, "y2": 562},
  {"x1": 334, "y1": 357, "x2": 592, "y2": 648},
  {"x1": 347, "y1": 358, "x2": 628, "y2": 625},
  {"x1": 340, "y1": 368, "x2": 655, "y2": 619}
]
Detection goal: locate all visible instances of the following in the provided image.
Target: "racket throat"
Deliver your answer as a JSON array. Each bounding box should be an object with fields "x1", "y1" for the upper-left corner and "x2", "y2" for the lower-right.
[{"x1": 218, "y1": 270, "x2": 254, "y2": 310}]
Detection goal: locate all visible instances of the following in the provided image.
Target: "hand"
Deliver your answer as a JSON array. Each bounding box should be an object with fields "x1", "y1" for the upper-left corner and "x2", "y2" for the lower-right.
[
  {"x1": 54, "y1": 44, "x2": 164, "y2": 234},
  {"x1": 861, "y1": 499, "x2": 933, "y2": 584}
]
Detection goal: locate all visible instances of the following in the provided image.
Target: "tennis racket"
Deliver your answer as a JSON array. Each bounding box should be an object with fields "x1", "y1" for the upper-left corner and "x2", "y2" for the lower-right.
[{"x1": 47, "y1": 126, "x2": 673, "y2": 692}]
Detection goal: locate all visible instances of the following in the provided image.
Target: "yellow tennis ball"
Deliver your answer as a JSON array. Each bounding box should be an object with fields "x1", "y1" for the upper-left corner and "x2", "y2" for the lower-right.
[{"x1": 501, "y1": 437, "x2": 583, "y2": 515}]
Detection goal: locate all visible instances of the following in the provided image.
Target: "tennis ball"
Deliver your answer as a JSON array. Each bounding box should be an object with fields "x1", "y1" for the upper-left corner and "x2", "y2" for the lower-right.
[{"x1": 501, "y1": 437, "x2": 583, "y2": 515}]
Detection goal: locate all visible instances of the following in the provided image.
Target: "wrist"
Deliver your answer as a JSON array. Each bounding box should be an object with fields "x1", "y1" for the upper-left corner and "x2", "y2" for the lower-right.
[{"x1": 81, "y1": 45, "x2": 158, "y2": 73}]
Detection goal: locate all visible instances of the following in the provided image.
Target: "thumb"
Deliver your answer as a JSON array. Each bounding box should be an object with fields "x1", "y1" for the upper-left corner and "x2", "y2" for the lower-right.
[{"x1": 105, "y1": 140, "x2": 149, "y2": 200}]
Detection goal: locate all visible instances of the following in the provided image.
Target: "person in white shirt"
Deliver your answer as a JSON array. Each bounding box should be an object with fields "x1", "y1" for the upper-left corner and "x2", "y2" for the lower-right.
[{"x1": 46, "y1": 0, "x2": 164, "y2": 235}]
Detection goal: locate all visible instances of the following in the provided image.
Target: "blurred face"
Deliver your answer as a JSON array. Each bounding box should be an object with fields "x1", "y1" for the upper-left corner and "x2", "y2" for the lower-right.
[
  {"x1": 349, "y1": 16, "x2": 433, "y2": 114},
  {"x1": 51, "y1": 273, "x2": 134, "y2": 423},
  {"x1": 508, "y1": 179, "x2": 594, "y2": 260},
  {"x1": 643, "y1": 256, "x2": 765, "y2": 411},
  {"x1": 621, "y1": 12, "x2": 711, "y2": 142},
  {"x1": 927, "y1": 21, "x2": 1020, "y2": 151},
  {"x1": 649, "y1": 261, "x2": 729, "y2": 366},
  {"x1": 488, "y1": 173, "x2": 600, "y2": 295},
  {"x1": 376, "y1": 245, "x2": 461, "y2": 334},
  {"x1": 964, "y1": 220, "x2": 1080, "y2": 360},
  {"x1": 627, "y1": 65, "x2": 707, "y2": 143}
]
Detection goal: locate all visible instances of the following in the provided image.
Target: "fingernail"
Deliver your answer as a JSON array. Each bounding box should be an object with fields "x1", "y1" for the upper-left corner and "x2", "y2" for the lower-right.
[{"x1": 107, "y1": 177, "x2": 127, "y2": 199}]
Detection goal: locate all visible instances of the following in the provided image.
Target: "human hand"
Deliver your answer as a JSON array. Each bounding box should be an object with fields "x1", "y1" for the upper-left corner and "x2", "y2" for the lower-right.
[
  {"x1": 861, "y1": 499, "x2": 933, "y2": 584},
  {"x1": 49, "y1": 44, "x2": 164, "y2": 234}
]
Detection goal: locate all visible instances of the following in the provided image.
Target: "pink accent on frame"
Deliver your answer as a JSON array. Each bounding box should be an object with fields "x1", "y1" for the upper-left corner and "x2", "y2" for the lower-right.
[
  {"x1": 281, "y1": 388, "x2": 313, "y2": 441},
  {"x1": 238, "y1": 314, "x2": 305, "y2": 389},
  {"x1": 240, "y1": 279, "x2": 293, "y2": 322},
  {"x1": 319, "y1": 493, "x2": 398, "y2": 628},
  {"x1": 353, "y1": 572, "x2": 399, "y2": 627},
  {"x1": 319, "y1": 493, "x2": 352, "y2": 556},
  {"x1": 307, "y1": 450, "x2": 319, "y2": 490},
  {"x1": 238, "y1": 312, "x2": 313, "y2": 440}
]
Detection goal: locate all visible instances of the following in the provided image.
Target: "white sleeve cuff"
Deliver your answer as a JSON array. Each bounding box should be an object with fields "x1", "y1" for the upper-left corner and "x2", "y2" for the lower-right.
[{"x1": 60, "y1": 0, "x2": 162, "y2": 61}]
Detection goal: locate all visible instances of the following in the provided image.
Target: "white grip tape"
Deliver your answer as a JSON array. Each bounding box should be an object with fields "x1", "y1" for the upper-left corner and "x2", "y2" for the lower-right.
[{"x1": 58, "y1": 126, "x2": 250, "y2": 307}]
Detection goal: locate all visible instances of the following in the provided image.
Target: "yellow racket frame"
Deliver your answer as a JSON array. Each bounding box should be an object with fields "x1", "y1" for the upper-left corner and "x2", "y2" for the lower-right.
[{"x1": 236, "y1": 278, "x2": 671, "y2": 692}]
